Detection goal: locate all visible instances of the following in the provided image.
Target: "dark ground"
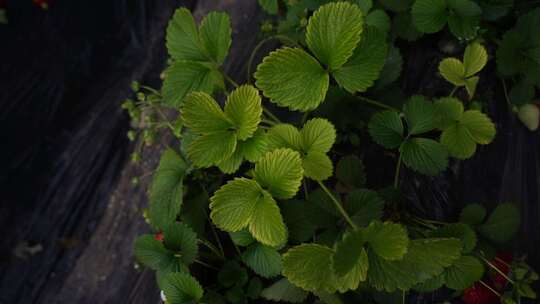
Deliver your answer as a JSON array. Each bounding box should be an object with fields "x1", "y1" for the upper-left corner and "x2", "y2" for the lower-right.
[{"x1": 0, "y1": 0, "x2": 538, "y2": 303}]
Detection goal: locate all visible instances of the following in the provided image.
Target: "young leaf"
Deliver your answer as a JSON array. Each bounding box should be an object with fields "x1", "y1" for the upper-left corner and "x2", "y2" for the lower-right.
[
  {"x1": 459, "y1": 203, "x2": 487, "y2": 226},
  {"x1": 162, "y1": 272, "x2": 204, "y2": 304},
  {"x1": 134, "y1": 235, "x2": 177, "y2": 272},
  {"x1": 248, "y1": 190, "x2": 288, "y2": 247},
  {"x1": 439, "y1": 58, "x2": 466, "y2": 86},
  {"x1": 403, "y1": 95, "x2": 436, "y2": 135},
  {"x1": 336, "y1": 155, "x2": 366, "y2": 189},
  {"x1": 181, "y1": 91, "x2": 232, "y2": 134},
  {"x1": 242, "y1": 243, "x2": 283, "y2": 278},
  {"x1": 400, "y1": 138, "x2": 449, "y2": 176},
  {"x1": 302, "y1": 151, "x2": 333, "y2": 181},
  {"x1": 305, "y1": 2, "x2": 364, "y2": 70},
  {"x1": 431, "y1": 223, "x2": 477, "y2": 253},
  {"x1": 199, "y1": 12, "x2": 232, "y2": 64},
  {"x1": 412, "y1": 0, "x2": 448, "y2": 33},
  {"x1": 332, "y1": 27, "x2": 388, "y2": 93},
  {"x1": 444, "y1": 255, "x2": 484, "y2": 290},
  {"x1": 163, "y1": 222, "x2": 199, "y2": 265},
  {"x1": 433, "y1": 97, "x2": 464, "y2": 129},
  {"x1": 255, "y1": 47, "x2": 329, "y2": 112},
  {"x1": 187, "y1": 131, "x2": 237, "y2": 168},
  {"x1": 166, "y1": 8, "x2": 206, "y2": 62},
  {"x1": 368, "y1": 110, "x2": 404, "y2": 149},
  {"x1": 332, "y1": 230, "x2": 368, "y2": 282},
  {"x1": 460, "y1": 110, "x2": 496, "y2": 144},
  {"x1": 300, "y1": 118, "x2": 336, "y2": 154},
  {"x1": 463, "y1": 42, "x2": 488, "y2": 77},
  {"x1": 149, "y1": 149, "x2": 187, "y2": 230},
  {"x1": 239, "y1": 129, "x2": 270, "y2": 162},
  {"x1": 267, "y1": 124, "x2": 303, "y2": 151},
  {"x1": 260, "y1": 278, "x2": 309, "y2": 303},
  {"x1": 478, "y1": 203, "x2": 520, "y2": 243},
  {"x1": 230, "y1": 229, "x2": 256, "y2": 247},
  {"x1": 224, "y1": 85, "x2": 262, "y2": 140},
  {"x1": 364, "y1": 221, "x2": 409, "y2": 261},
  {"x1": 366, "y1": 10, "x2": 391, "y2": 34},
  {"x1": 344, "y1": 189, "x2": 385, "y2": 226},
  {"x1": 217, "y1": 147, "x2": 244, "y2": 174},
  {"x1": 253, "y1": 148, "x2": 304, "y2": 200}
]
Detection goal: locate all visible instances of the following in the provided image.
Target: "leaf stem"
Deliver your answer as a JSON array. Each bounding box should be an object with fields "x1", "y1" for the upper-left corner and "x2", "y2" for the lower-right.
[
  {"x1": 263, "y1": 106, "x2": 282, "y2": 124},
  {"x1": 198, "y1": 239, "x2": 225, "y2": 260},
  {"x1": 317, "y1": 181, "x2": 358, "y2": 230},
  {"x1": 355, "y1": 95, "x2": 399, "y2": 111},
  {"x1": 393, "y1": 152, "x2": 403, "y2": 188},
  {"x1": 479, "y1": 255, "x2": 516, "y2": 285},
  {"x1": 194, "y1": 259, "x2": 219, "y2": 270},
  {"x1": 449, "y1": 86, "x2": 458, "y2": 97},
  {"x1": 220, "y1": 69, "x2": 239, "y2": 88},
  {"x1": 261, "y1": 119, "x2": 277, "y2": 126}
]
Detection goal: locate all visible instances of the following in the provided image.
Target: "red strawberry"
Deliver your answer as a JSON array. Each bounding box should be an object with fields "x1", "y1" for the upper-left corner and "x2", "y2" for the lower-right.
[
  {"x1": 491, "y1": 252, "x2": 512, "y2": 290},
  {"x1": 462, "y1": 283, "x2": 500, "y2": 304},
  {"x1": 154, "y1": 231, "x2": 164, "y2": 242}
]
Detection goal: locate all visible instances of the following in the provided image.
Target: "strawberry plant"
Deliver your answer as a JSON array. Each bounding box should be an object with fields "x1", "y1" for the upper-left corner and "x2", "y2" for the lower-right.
[{"x1": 128, "y1": 1, "x2": 539, "y2": 303}]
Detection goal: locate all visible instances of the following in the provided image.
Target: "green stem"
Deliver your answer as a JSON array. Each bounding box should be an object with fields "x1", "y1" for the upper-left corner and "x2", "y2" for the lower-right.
[
  {"x1": 220, "y1": 69, "x2": 239, "y2": 88},
  {"x1": 449, "y1": 86, "x2": 458, "y2": 97},
  {"x1": 317, "y1": 181, "x2": 358, "y2": 230},
  {"x1": 194, "y1": 259, "x2": 219, "y2": 270},
  {"x1": 355, "y1": 95, "x2": 399, "y2": 111},
  {"x1": 263, "y1": 106, "x2": 282, "y2": 124},
  {"x1": 393, "y1": 152, "x2": 403, "y2": 188},
  {"x1": 246, "y1": 35, "x2": 300, "y2": 83},
  {"x1": 501, "y1": 78, "x2": 513, "y2": 109},
  {"x1": 480, "y1": 256, "x2": 516, "y2": 285},
  {"x1": 261, "y1": 119, "x2": 277, "y2": 126},
  {"x1": 199, "y1": 239, "x2": 225, "y2": 260}
]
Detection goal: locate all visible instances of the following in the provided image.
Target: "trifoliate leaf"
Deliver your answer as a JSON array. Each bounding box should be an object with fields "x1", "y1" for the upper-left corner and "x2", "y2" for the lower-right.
[
  {"x1": 336, "y1": 155, "x2": 366, "y2": 189},
  {"x1": 412, "y1": 0, "x2": 448, "y2": 33},
  {"x1": 444, "y1": 256, "x2": 484, "y2": 290},
  {"x1": 332, "y1": 230, "x2": 369, "y2": 288},
  {"x1": 187, "y1": 131, "x2": 237, "y2": 168},
  {"x1": 162, "y1": 272, "x2": 204, "y2": 304},
  {"x1": 367, "y1": 238, "x2": 462, "y2": 292},
  {"x1": 163, "y1": 222, "x2": 199, "y2": 265},
  {"x1": 300, "y1": 118, "x2": 337, "y2": 154},
  {"x1": 239, "y1": 129, "x2": 270, "y2": 162},
  {"x1": 431, "y1": 223, "x2": 477, "y2": 253},
  {"x1": 149, "y1": 149, "x2": 187, "y2": 230},
  {"x1": 258, "y1": 0, "x2": 279, "y2": 14},
  {"x1": 344, "y1": 189, "x2": 385, "y2": 226},
  {"x1": 403, "y1": 95, "x2": 436, "y2": 135},
  {"x1": 305, "y1": 2, "x2": 364, "y2": 70},
  {"x1": 181, "y1": 91, "x2": 231, "y2": 134},
  {"x1": 230, "y1": 229, "x2": 256, "y2": 247},
  {"x1": 463, "y1": 43, "x2": 488, "y2": 77},
  {"x1": 253, "y1": 149, "x2": 304, "y2": 200},
  {"x1": 242, "y1": 243, "x2": 283, "y2": 278},
  {"x1": 332, "y1": 27, "x2": 388, "y2": 93},
  {"x1": 439, "y1": 58, "x2": 466, "y2": 86},
  {"x1": 249, "y1": 190, "x2": 288, "y2": 247},
  {"x1": 366, "y1": 10, "x2": 391, "y2": 34},
  {"x1": 224, "y1": 85, "x2": 262, "y2": 140},
  {"x1": 303, "y1": 151, "x2": 333, "y2": 181},
  {"x1": 134, "y1": 235, "x2": 178, "y2": 272},
  {"x1": 199, "y1": 12, "x2": 231, "y2": 64},
  {"x1": 280, "y1": 200, "x2": 317, "y2": 244},
  {"x1": 210, "y1": 178, "x2": 262, "y2": 232},
  {"x1": 282, "y1": 244, "x2": 338, "y2": 293},
  {"x1": 368, "y1": 110, "x2": 404, "y2": 149},
  {"x1": 162, "y1": 61, "x2": 222, "y2": 107},
  {"x1": 400, "y1": 138, "x2": 448, "y2": 176},
  {"x1": 364, "y1": 221, "x2": 409, "y2": 261},
  {"x1": 478, "y1": 203, "x2": 520, "y2": 243},
  {"x1": 255, "y1": 47, "x2": 329, "y2": 112},
  {"x1": 433, "y1": 97, "x2": 464, "y2": 130},
  {"x1": 218, "y1": 261, "x2": 249, "y2": 288},
  {"x1": 267, "y1": 124, "x2": 303, "y2": 151},
  {"x1": 459, "y1": 203, "x2": 487, "y2": 226},
  {"x1": 261, "y1": 278, "x2": 309, "y2": 303},
  {"x1": 166, "y1": 8, "x2": 206, "y2": 62}
]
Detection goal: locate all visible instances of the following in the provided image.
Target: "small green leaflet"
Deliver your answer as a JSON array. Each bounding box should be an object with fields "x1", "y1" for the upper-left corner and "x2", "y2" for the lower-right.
[
  {"x1": 162, "y1": 272, "x2": 204, "y2": 304},
  {"x1": 163, "y1": 222, "x2": 199, "y2": 265},
  {"x1": 366, "y1": 10, "x2": 391, "y2": 34},
  {"x1": 260, "y1": 278, "x2": 308, "y2": 303},
  {"x1": 364, "y1": 221, "x2": 409, "y2": 261},
  {"x1": 402, "y1": 95, "x2": 436, "y2": 135},
  {"x1": 336, "y1": 155, "x2": 366, "y2": 189},
  {"x1": 344, "y1": 189, "x2": 385, "y2": 226},
  {"x1": 258, "y1": 0, "x2": 279, "y2": 14},
  {"x1": 478, "y1": 203, "x2": 520, "y2": 244},
  {"x1": 230, "y1": 229, "x2": 256, "y2": 247},
  {"x1": 253, "y1": 148, "x2": 304, "y2": 199},
  {"x1": 181, "y1": 85, "x2": 262, "y2": 170},
  {"x1": 368, "y1": 110, "x2": 404, "y2": 149},
  {"x1": 332, "y1": 230, "x2": 369, "y2": 290},
  {"x1": 459, "y1": 203, "x2": 487, "y2": 226},
  {"x1": 439, "y1": 43, "x2": 488, "y2": 99},
  {"x1": 431, "y1": 223, "x2": 477, "y2": 253},
  {"x1": 444, "y1": 255, "x2": 484, "y2": 290},
  {"x1": 134, "y1": 235, "x2": 184, "y2": 273},
  {"x1": 400, "y1": 137, "x2": 449, "y2": 176},
  {"x1": 218, "y1": 261, "x2": 249, "y2": 288},
  {"x1": 148, "y1": 149, "x2": 188, "y2": 230},
  {"x1": 242, "y1": 243, "x2": 283, "y2": 278}
]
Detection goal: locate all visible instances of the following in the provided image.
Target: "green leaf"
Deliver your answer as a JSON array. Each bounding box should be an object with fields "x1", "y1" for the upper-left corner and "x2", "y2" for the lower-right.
[
  {"x1": 305, "y1": 2, "x2": 364, "y2": 70},
  {"x1": 433, "y1": 97, "x2": 464, "y2": 129},
  {"x1": 447, "y1": 15, "x2": 480, "y2": 40},
  {"x1": 459, "y1": 203, "x2": 487, "y2": 226},
  {"x1": 439, "y1": 58, "x2": 466, "y2": 86},
  {"x1": 134, "y1": 235, "x2": 178, "y2": 272},
  {"x1": 412, "y1": 0, "x2": 448, "y2": 33},
  {"x1": 280, "y1": 200, "x2": 317, "y2": 243},
  {"x1": 403, "y1": 95, "x2": 436, "y2": 135},
  {"x1": 336, "y1": 155, "x2": 366, "y2": 189},
  {"x1": 166, "y1": 8, "x2": 206, "y2": 62},
  {"x1": 367, "y1": 238, "x2": 462, "y2": 292},
  {"x1": 344, "y1": 189, "x2": 385, "y2": 226},
  {"x1": 181, "y1": 91, "x2": 231, "y2": 134},
  {"x1": 379, "y1": 0, "x2": 413, "y2": 12},
  {"x1": 392, "y1": 12, "x2": 424, "y2": 41},
  {"x1": 267, "y1": 124, "x2": 303, "y2": 151},
  {"x1": 242, "y1": 243, "x2": 283, "y2": 278},
  {"x1": 352, "y1": 0, "x2": 373, "y2": 14},
  {"x1": 162, "y1": 272, "x2": 204, "y2": 304},
  {"x1": 230, "y1": 229, "x2": 256, "y2": 247},
  {"x1": 258, "y1": 0, "x2": 279, "y2": 14},
  {"x1": 478, "y1": 203, "x2": 520, "y2": 243},
  {"x1": 400, "y1": 138, "x2": 449, "y2": 176},
  {"x1": 366, "y1": 10, "x2": 391, "y2": 34},
  {"x1": 282, "y1": 244, "x2": 338, "y2": 293},
  {"x1": 218, "y1": 261, "x2": 249, "y2": 288},
  {"x1": 162, "y1": 61, "x2": 222, "y2": 107},
  {"x1": 260, "y1": 278, "x2": 309, "y2": 303},
  {"x1": 463, "y1": 43, "x2": 488, "y2": 77},
  {"x1": 210, "y1": 178, "x2": 262, "y2": 232},
  {"x1": 199, "y1": 12, "x2": 231, "y2": 64},
  {"x1": 332, "y1": 27, "x2": 388, "y2": 93},
  {"x1": 332, "y1": 231, "x2": 369, "y2": 291},
  {"x1": 303, "y1": 151, "x2": 333, "y2": 181},
  {"x1": 240, "y1": 129, "x2": 270, "y2": 162},
  {"x1": 217, "y1": 147, "x2": 244, "y2": 174},
  {"x1": 365, "y1": 221, "x2": 409, "y2": 261},
  {"x1": 368, "y1": 110, "x2": 404, "y2": 149},
  {"x1": 248, "y1": 190, "x2": 288, "y2": 247},
  {"x1": 300, "y1": 118, "x2": 336, "y2": 154},
  {"x1": 255, "y1": 47, "x2": 329, "y2": 112},
  {"x1": 376, "y1": 45, "x2": 404, "y2": 88},
  {"x1": 447, "y1": 0, "x2": 482, "y2": 17},
  {"x1": 431, "y1": 223, "x2": 477, "y2": 253},
  {"x1": 163, "y1": 222, "x2": 199, "y2": 265},
  {"x1": 148, "y1": 149, "x2": 187, "y2": 230},
  {"x1": 464, "y1": 76, "x2": 480, "y2": 99},
  {"x1": 246, "y1": 277, "x2": 263, "y2": 299},
  {"x1": 187, "y1": 131, "x2": 237, "y2": 168},
  {"x1": 461, "y1": 110, "x2": 496, "y2": 144},
  {"x1": 414, "y1": 275, "x2": 445, "y2": 292},
  {"x1": 440, "y1": 122, "x2": 477, "y2": 159},
  {"x1": 444, "y1": 255, "x2": 484, "y2": 290},
  {"x1": 253, "y1": 148, "x2": 304, "y2": 200},
  {"x1": 224, "y1": 85, "x2": 262, "y2": 140}
]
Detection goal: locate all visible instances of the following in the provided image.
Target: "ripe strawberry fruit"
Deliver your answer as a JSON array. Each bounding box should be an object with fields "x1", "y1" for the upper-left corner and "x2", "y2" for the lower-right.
[
  {"x1": 154, "y1": 231, "x2": 164, "y2": 242},
  {"x1": 462, "y1": 282, "x2": 500, "y2": 304}
]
